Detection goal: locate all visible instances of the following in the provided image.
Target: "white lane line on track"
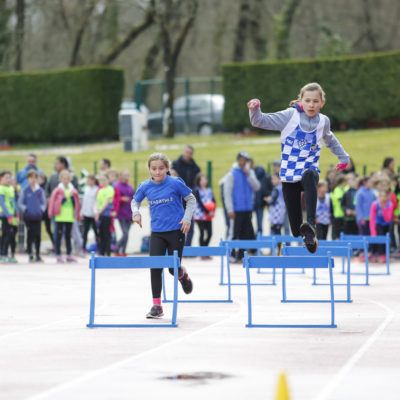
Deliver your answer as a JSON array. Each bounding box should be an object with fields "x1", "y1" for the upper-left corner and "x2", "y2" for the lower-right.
[
  {"x1": 313, "y1": 299, "x2": 395, "y2": 400},
  {"x1": 25, "y1": 300, "x2": 245, "y2": 400}
]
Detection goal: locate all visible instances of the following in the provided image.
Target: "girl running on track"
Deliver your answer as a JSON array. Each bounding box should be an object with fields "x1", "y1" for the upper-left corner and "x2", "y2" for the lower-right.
[{"x1": 131, "y1": 153, "x2": 196, "y2": 318}]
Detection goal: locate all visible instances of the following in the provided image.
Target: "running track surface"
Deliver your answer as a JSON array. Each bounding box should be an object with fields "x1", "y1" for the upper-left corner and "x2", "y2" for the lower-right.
[{"x1": 1, "y1": 254, "x2": 399, "y2": 400}]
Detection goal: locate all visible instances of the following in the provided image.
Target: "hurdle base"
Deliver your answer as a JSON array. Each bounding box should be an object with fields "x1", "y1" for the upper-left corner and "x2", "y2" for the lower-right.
[
  {"x1": 87, "y1": 323, "x2": 178, "y2": 328},
  {"x1": 220, "y1": 282, "x2": 276, "y2": 286},
  {"x1": 163, "y1": 299, "x2": 233, "y2": 303},
  {"x1": 281, "y1": 299, "x2": 352, "y2": 303},
  {"x1": 246, "y1": 323, "x2": 337, "y2": 328}
]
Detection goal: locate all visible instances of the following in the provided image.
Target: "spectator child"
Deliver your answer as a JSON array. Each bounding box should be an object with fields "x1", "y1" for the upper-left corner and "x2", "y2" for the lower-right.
[
  {"x1": 248, "y1": 82, "x2": 349, "y2": 252},
  {"x1": 48, "y1": 170, "x2": 81, "y2": 263},
  {"x1": 193, "y1": 172, "x2": 216, "y2": 252},
  {"x1": 316, "y1": 180, "x2": 331, "y2": 240},
  {"x1": 341, "y1": 174, "x2": 358, "y2": 235},
  {"x1": 131, "y1": 152, "x2": 195, "y2": 319},
  {"x1": 95, "y1": 173, "x2": 114, "y2": 256},
  {"x1": 330, "y1": 175, "x2": 347, "y2": 240},
  {"x1": 356, "y1": 176, "x2": 376, "y2": 236},
  {"x1": 0, "y1": 170, "x2": 18, "y2": 263},
  {"x1": 80, "y1": 175, "x2": 98, "y2": 251},
  {"x1": 264, "y1": 173, "x2": 286, "y2": 237},
  {"x1": 18, "y1": 170, "x2": 46, "y2": 262},
  {"x1": 115, "y1": 169, "x2": 135, "y2": 256},
  {"x1": 38, "y1": 172, "x2": 55, "y2": 251},
  {"x1": 370, "y1": 190, "x2": 394, "y2": 263}
]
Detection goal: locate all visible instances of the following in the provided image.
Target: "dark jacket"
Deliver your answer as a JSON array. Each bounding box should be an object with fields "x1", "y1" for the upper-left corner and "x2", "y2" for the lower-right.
[
  {"x1": 253, "y1": 166, "x2": 272, "y2": 209},
  {"x1": 45, "y1": 171, "x2": 79, "y2": 198},
  {"x1": 171, "y1": 156, "x2": 200, "y2": 189}
]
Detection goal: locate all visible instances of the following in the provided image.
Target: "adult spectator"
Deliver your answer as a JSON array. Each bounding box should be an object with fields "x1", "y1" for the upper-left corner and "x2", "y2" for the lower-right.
[
  {"x1": 249, "y1": 159, "x2": 269, "y2": 236},
  {"x1": 99, "y1": 158, "x2": 111, "y2": 172},
  {"x1": 172, "y1": 145, "x2": 201, "y2": 245},
  {"x1": 16, "y1": 154, "x2": 42, "y2": 189},
  {"x1": 382, "y1": 157, "x2": 395, "y2": 180},
  {"x1": 46, "y1": 156, "x2": 79, "y2": 198},
  {"x1": 171, "y1": 145, "x2": 201, "y2": 189},
  {"x1": 223, "y1": 151, "x2": 260, "y2": 262}
]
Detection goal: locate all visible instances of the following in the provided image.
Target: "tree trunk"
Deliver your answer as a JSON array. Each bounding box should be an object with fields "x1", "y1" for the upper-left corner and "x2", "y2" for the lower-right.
[
  {"x1": 15, "y1": 0, "x2": 25, "y2": 70},
  {"x1": 157, "y1": 0, "x2": 198, "y2": 138},
  {"x1": 274, "y1": 0, "x2": 301, "y2": 60},
  {"x1": 232, "y1": 0, "x2": 250, "y2": 62},
  {"x1": 0, "y1": 0, "x2": 12, "y2": 68},
  {"x1": 69, "y1": 1, "x2": 96, "y2": 67}
]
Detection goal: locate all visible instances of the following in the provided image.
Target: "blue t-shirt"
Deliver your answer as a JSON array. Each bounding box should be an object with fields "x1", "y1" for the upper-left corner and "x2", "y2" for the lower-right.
[{"x1": 134, "y1": 175, "x2": 192, "y2": 232}]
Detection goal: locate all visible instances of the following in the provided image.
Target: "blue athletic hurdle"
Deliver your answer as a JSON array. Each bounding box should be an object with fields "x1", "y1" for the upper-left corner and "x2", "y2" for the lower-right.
[
  {"x1": 281, "y1": 244, "x2": 352, "y2": 303},
  {"x1": 162, "y1": 246, "x2": 232, "y2": 303},
  {"x1": 87, "y1": 251, "x2": 180, "y2": 328},
  {"x1": 219, "y1": 239, "x2": 277, "y2": 285},
  {"x1": 244, "y1": 252, "x2": 336, "y2": 328},
  {"x1": 257, "y1": 233, "x2": 305, "y2": 274},
  {"x1": 318, "y1": 239, "x2": 370, "y2": 285},
  {"x1": 340, "y1": 233, "x2": 391, "y2": 276}
]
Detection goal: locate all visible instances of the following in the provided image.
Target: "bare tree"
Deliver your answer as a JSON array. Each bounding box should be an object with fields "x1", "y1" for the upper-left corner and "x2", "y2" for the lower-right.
[
  {"x1": 232, "y1": 0, "x2": 251, "y2": 62},
  {"x1": 274, "y1": 0, "x2": 301, "y2": 59},
  {"x1": 69, "y1": 0, "x2": 96, "y2": 66},
  {"x1": 140, "y1": 32, "x2": 161, "y2": 80},
  {"x1": 0, "y1": 0, "x2": 12, "y2": 69},
  {"x1": 99, "y1": 1, "x2": 155, "y2": 65},
  {"x1": 155, "y1": 0, "x2": 198, "y2": 138},
  {"x1": 15, "y1": 0, "x2": 25, "y2": 70}
]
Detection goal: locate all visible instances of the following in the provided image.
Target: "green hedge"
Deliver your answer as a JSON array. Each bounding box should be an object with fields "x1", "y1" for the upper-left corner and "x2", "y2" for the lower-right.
[
  {"x1": 222, "y1": 50, "x2": 400, "y2": 131},
  {"x1": 0, "y1": 66, "x2": 124, "y2": 143}
]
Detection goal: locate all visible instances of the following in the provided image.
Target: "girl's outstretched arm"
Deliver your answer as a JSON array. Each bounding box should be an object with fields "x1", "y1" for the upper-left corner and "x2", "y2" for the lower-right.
[{"x1": 247, "y1": 99, "x2": 294, "y2": 131}]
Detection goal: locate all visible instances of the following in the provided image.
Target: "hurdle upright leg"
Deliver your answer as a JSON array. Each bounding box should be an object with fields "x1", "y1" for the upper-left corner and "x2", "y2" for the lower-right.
[
  {"x1": 171, "y1": 251, "x2": 179, "y2": 327},
  {"x1": 328, "y1": 256, "x2": 337, "y2": 328},
  {"x1": 87, "y1": 253, "x2": 96, "y2": 327},
  {"x1": 244, "y1": 253, "x2": 253, "y2": 327}
]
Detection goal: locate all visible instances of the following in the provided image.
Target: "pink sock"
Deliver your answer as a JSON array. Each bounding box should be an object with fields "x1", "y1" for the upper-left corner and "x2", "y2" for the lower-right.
[{"x1": 153, "y1": 297, "x2": 161, "y2": 306}]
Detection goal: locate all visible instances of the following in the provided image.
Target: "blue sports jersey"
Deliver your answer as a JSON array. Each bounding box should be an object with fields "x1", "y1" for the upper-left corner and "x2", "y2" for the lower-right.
[
  {"x1": 134, "y1": 175, "x2": 192, "y2": 232},
  {"x1": 280, "y1": 110, "x2": 327, "y2": 182}
]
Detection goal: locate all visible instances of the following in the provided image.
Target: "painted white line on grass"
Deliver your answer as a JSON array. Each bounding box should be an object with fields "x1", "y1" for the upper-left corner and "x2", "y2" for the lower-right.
[
  {"x1": 25, "y1": 300, "x2": 244, "y2": 400},
  {"x1": 314, "y1": 299, "x2": 395, "y2": 400}
]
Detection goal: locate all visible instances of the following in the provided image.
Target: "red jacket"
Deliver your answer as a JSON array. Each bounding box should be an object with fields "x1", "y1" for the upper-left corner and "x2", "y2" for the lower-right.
[{"x1": 48, "y1": 186, "x2": 81, "y2": 221}]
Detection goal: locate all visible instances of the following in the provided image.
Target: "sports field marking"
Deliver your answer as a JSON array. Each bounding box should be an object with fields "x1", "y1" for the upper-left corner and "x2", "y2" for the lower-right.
[
  {"x1": 25, "y1": 300, "x2": 244, "y2": 400},
  {"x1": 313, "y1": 299, "x2": 395, "y2": 400}
]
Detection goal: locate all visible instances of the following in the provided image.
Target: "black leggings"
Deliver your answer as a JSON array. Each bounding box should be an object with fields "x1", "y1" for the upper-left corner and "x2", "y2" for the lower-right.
[
  {"x1": 196, "y1": 220, "x2": 212, "y2": 247},
  {"x1": 98, "y1": 216, "x2": 111, "y2": 256},
  {"x1": 55, "y1": 222, "x2": 72, "y2": 256},
  {"x1": 24, "y1": 219, "x2": 42, "y2": 257},
  {"x1": 82, "y1": 216, "x2": 98, "y2": 250},
  {"x1": 282, "y1": 169, "x2": 319, "y2": 237},
  {"x1": 1, "y1": 217, "x2": 11, "y2": 256},
  {"x1": 149, "y1": 230, "x2": 185, "y2": 299}
]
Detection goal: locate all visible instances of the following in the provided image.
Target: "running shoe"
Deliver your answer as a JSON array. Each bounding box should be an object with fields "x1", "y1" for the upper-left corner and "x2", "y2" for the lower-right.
[
  {"x1": 300, "y1": 222, "x2": 318, "y2": 253},
  {"x1": 146, "y1": 305, "x2": 164, "y2": 319},
  {"x1": 179, "y1": 267, "x2": 193, "y2": 294},
  {"x1": 66, "y1": 256, "x2": 77, "y2": 263}
]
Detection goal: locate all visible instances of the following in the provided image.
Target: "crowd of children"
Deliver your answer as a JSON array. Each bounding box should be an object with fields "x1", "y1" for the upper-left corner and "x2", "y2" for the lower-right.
[
  {"x1": 0, "y1": 158, "x2": 136, "y2": 263},
  {"x1": 0, "y1": 151, "x2": 399, "y2": 265}
]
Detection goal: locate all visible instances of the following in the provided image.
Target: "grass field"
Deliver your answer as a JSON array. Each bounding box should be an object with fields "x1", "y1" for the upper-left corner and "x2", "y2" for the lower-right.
[{"x1": 0, "y1": 127, "x2": 398, "y2": 204}]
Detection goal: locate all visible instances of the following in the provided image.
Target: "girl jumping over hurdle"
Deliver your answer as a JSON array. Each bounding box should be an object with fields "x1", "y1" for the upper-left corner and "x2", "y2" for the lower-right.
[
  {"x1": 248, "y1": 82, "x2": 350, "y2": 252},
  {"x1": 131, "y1": 153, "x2": 196, "y2": 318}
]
